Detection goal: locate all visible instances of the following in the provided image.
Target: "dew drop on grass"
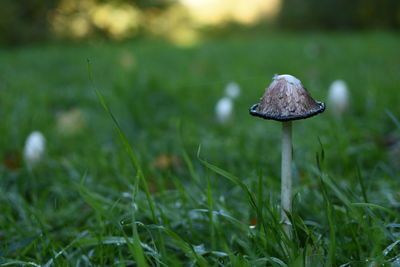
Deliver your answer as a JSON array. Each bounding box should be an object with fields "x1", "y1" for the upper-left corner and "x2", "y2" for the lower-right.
[
  {"x1": 175, "y1": 201, "x2": 182, "y2": 208},
  {"x1": 193, "y1": 244, "x2": 206, "y2": 255},
  {"x1": 122, "y1": 192, "x2": 131, "y2": 198},
  {"x1": 131, "y1": 203, "x2": 138, "y2": 211},
  {"x1": 392, "y1": 258, "x2": 400, "y2": 266},
  {"x1": 383, "y1": 240, "x2": 400, "y2": 256}
]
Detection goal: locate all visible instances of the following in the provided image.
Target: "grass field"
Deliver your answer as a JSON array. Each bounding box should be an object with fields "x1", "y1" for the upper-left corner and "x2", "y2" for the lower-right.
[{"x1": 1, "y1": 31, "x2": 400, "y2": 266}]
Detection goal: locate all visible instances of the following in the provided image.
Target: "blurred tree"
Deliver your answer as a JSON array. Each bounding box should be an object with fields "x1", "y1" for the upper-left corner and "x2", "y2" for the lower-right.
[
  {"x1": 0, "y1": 0, "x2": 61, "y2": 44},
  {"x1": 0, "y1": 0, "x2": 172, "y2": 44},
  {"x1": 278, "y1": 0, "x2": 400, "y2": 30},
  {"x1": 121, "y1": 0, "x2": 171, "y2": 9}
]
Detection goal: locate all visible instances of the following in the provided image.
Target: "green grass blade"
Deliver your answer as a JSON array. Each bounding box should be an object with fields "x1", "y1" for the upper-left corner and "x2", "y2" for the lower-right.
[
  {"x1": 206, "y1": 174, "x2": 216, "y2": 250},
  {"x1": 87, "y1": 59, "x2": 149, "y2": 266},
  {"x1": 148, "y1": 225, "x2": 209, "y2": 267},
  {"x1": 356, "y1": 165, "x2": 369, "y2": 203},
  {"x1": 198, "y1": 153, "x2": 288, "y2": 257},
  {"x1": 385, "y1": 110, "x2": 400, "y2": 129},
  {"x1": 318, "y1": 174, "x2": 336, "y2": 266},
  {"x1": 198, "y1": 156, "x2": 257, "y2": 210},
  {"x1": 1, "y1": 260, "x2": 41, "y2": 267},
  {"x1": 72, "y1": 236, "x2": 156, "y2": 253},
  {"x1": 350, "y1": 202, "x2": 400, "y2": 219}
]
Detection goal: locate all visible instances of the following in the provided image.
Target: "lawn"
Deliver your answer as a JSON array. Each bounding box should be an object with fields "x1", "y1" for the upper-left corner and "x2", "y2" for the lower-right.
[{"x1": 1, "y1": 31, "x2": 400, "y2": 266}]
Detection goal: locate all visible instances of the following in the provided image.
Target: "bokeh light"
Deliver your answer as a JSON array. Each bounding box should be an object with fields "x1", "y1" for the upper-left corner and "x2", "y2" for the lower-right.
[
  {"x1": 181, "y1": 0, "x2": 281, "y2": 25},
  {"x1": 50, "y1": 0, "x2": 281, "y2": 44}
]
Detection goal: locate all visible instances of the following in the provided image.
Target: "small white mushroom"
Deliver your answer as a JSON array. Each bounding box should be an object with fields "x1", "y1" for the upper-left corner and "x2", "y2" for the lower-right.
[
  {"x1": 327, "y1": 80, "x2": 349, "y2": 115},
  {"x1": 215, "y1": 97, "x2": 233, "y2": 124},
  {"x1": 224, "y1": 82, "x2": 241, "y2": 99},
  {"x1": 23, "y1": 131, "x2": 46, "y2": 168}
]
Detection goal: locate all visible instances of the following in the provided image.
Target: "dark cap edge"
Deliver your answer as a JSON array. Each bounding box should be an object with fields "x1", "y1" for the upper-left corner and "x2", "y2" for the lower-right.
[{"x1": 249, "y1": 102, "x2": 326, "y2": 122}]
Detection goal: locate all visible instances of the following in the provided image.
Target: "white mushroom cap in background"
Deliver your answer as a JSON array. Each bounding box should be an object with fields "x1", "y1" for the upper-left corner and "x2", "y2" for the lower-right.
[
  {"x1": 224, "y1": 82, "x2": 241, "y2": 99},
  {"x1": 23, "y1": 131, "x2": 46, "y2": 167},
  {"x1": 327, "y1": 80, "x2": 349, "y2": 115},
  {"x1": 215, "y1": 97, "x2": 233, "y2": 124}
]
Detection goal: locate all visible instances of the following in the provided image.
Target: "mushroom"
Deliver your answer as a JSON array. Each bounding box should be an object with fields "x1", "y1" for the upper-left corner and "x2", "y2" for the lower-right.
[
  {"x1": 215, "y1": 97, "x2": 234, "y2": 124},
  {"x1": 327, "y1": 79, "x2": 349, "y2": 116},
  {"x1": 249, "y1": 74, "x2": 325, "y2": 235},
  {"x1": 23, "y1": 131, "x2": 46, "y2": 168}
]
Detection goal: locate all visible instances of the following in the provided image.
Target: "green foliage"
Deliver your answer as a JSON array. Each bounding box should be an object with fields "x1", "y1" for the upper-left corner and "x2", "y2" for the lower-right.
[
  {"x1": 97, "y1": 0, "x2": 171, "y2": 9},
  {"x1": 278, "y1": 0, "x2": 400, "y2": 30},
  {"x1": 0, "y1": 0, "x2": 172, "y2": 45},
  {"x1": 0, "y1": 0, "x2": 60, "y2": 44},
  {"x1": 125, "y1": 0, "x2": 171, "y2": 9},
  {"x1": 1, "y1": 32, "x2": 400, "y2": 265}
]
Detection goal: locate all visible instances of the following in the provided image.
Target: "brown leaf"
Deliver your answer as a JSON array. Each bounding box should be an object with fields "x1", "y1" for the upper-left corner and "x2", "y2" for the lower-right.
[
  {"x1": 152, "y1": 153, "x2": 182, "y2": 170},
  {"x1": 4, "y1": 151, "x2": 21, "y2": 170}
]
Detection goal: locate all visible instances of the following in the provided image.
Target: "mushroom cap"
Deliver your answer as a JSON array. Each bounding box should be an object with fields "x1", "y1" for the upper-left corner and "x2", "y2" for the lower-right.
[{"x1": 249, "y1": 74, "x2": 325, "y2": 122}]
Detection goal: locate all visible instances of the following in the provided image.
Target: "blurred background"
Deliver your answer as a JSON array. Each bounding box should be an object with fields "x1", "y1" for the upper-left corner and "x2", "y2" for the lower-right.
[
  {"x1": 1, "y1": 0, "x2": 400, "y2": 196},
  {"x1": 1, "y1": 0, "x2": 400, "y2": 45}
]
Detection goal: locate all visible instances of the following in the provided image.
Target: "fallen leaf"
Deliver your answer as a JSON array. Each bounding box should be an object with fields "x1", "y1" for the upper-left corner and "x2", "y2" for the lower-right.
[
  {"x1": 56, "y1": 108, "x2": 87, "y2": 136},
  {"x1": 152, "y1": 153, "x2": 182, "y2": 170},
  {"x1": 4, "y1": 151, "x2": 21, "y2": 170}
]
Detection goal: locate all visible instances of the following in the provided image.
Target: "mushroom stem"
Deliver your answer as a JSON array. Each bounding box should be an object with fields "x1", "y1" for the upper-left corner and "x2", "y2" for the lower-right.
[{"x1": 281, "y1": 121, "x2": 292, "y2": 236}]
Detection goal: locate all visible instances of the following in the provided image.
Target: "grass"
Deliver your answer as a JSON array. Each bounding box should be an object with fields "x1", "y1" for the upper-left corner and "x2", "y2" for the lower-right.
[{"x1": 1, "y1": 31, "x2": 400, "y2": 266}]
